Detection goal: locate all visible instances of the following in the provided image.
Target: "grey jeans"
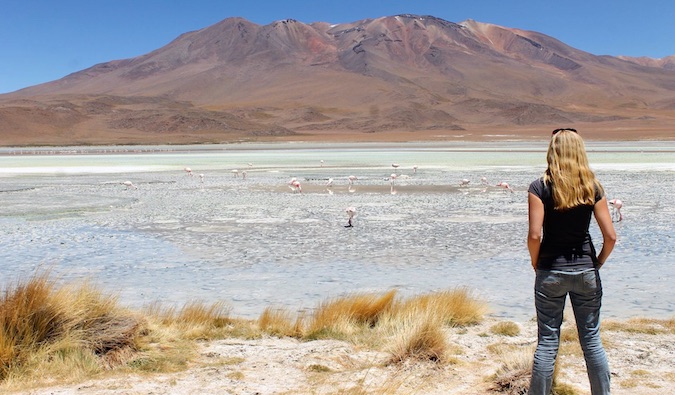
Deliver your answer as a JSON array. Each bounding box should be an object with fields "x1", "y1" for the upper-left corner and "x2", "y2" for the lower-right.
[{"x1": 529, "y1": 269, "x2": 610, "y2": 395}]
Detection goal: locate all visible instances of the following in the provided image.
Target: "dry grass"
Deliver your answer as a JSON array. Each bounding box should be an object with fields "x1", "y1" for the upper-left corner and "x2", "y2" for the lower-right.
[
  {"x1": 490, "y1": 347, "x2": 534, "y2": 395},
  {"x1": 603, "y1": 317, "x2": 675, "y2": 334},
  {"x1": 143, "y1": 300, "x2": 232, "y2": 340},
  {"x1": 394, "y1": 288, "x2": 488, "y2": 327},
  {"x1": 490, "y1": 321, "x2": 521, "y2": 337},
  {"x1": 0, "y1": 272, "x2": 145, "y2": 388},
  {"x1": 490, "y1": 346, "x2": 579, "y2": 395},
  {"x1": 305, "y1": 290, "x2": 397, "y2": 340},
  {"x1": 384, "y1": 312, "x2": 449, "y2": 364},
  {"x1": 258, "y1": 307, "x2": 304, "y2": 338},
  {"x1": 0, "y1": 274, "x2": 526, "y2": 393}
]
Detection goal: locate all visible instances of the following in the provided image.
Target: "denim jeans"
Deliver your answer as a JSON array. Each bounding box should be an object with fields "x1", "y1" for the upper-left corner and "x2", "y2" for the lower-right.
[{"x1": 529, "y1": 269, "x2": 610, "y2": 395}]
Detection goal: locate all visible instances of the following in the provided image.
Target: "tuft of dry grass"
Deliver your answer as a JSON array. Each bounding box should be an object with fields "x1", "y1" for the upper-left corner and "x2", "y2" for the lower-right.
[
  {"x1": 385, "y1": 312, "x2": 449, "y2": 364},
  {"x1": 143, "y1": 300, "x2": 232, "y2": 340},
  {"x1": 552, "y1": 381, "x2": 580, "y2": 395},
  {"x1": 603, "y1": 317, "x2": 675, "y2": 335},
  {"x1": 490, "y1": 347, "x2": 533, "y2": 395},
  {"x1": 490, "y1": 321, "x2": 521, "y2": 337},
  {"x1": 0, "y1": 272, "x2": 145, "y2": 387},
  {"x1": 304, "y1": 290, "x2": 397, "y2": 340},
  {"x1": 394, "y1": 288, "x2": 488, "y2": 327},
  {"x1": 258, "y1": 307, "x2": 304, "y2": 338}
]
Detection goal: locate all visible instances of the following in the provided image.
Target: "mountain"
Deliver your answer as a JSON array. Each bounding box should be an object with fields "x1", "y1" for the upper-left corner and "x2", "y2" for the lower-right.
[{"x1": 1, "y1": 14, "x2": 674, "y2": 145}]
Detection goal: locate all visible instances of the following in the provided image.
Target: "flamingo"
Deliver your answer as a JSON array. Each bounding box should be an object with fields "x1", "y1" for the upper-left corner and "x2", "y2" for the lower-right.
[
  {"x1": 413, "y1": 165, "x2": 418, "y2": 174},
  {"x1": 481, "y1": 177, "x2": 489, "y2": 186},
  {"x1": 325, "y1": 178, "x2": 334, "y2": 195},
  {"x1": 232, "y1": 169, "x2": 240, "y2": 178},
  {"x1": 184, "y1": 167, "x2": 193, "y2": 176},
  {"x1": 320, "y1": 160, "x2": 324, "y2": 167},
  {"x1": 460, "y1": 178, "x2": 470, "y2": 187},
  {"x1": 392, "y1": 163, "x2": 400, "y2": 174},
  {"x1": 348, "y1": 175, "x2": 358, "y2": 185},
  {"x1": 122, "y1": 181, "x2": 138, "y2": 190},
  {"x1": 199, "y1": 174, "x2": 205, "y2": 183},
  {"x1": 497, "y1": 182, "x2": 514, "y2": 193},
  {"x1": 242, "y1": 170, "x2": 247, "y2": 179},
  {"x1": 345, "y1": 207, "x2": 356, "y2": 227},
  {"x1": 290, "y1": 179, "x2": 302, "y2": 193},
  {"x1": 609, "y1": 198, "x2": 623, "y2": 222},
  {"x1": 390, "y1": 173, "x2": 398, "y2": 185}
]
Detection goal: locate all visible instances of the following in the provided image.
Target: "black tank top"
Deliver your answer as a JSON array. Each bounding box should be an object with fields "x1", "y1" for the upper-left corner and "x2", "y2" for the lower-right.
[{"x1": 528, "y1": 178, "x2": 602, "y2": 271}]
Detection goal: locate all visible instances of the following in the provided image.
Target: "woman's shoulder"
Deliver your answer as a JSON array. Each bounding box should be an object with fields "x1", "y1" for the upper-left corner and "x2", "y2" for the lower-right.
[{"x1": 528, "y1": 177, "x2": 546, "y2": 192}]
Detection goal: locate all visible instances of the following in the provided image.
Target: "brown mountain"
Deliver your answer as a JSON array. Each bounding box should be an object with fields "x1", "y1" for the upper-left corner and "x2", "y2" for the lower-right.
[{"x1": 1, "y1": 14, "x2": 674, "y2": 145}]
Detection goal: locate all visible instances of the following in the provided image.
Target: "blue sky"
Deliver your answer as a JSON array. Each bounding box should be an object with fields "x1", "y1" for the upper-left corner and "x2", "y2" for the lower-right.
[{"x1": 1, "y1": 0, "x2": 674, "y2": 94}]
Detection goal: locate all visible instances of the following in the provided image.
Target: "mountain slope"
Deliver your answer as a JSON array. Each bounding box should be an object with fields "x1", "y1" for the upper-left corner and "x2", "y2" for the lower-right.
[{"x1": 1, "y1": 14, "x2": 674, "y2": 145}]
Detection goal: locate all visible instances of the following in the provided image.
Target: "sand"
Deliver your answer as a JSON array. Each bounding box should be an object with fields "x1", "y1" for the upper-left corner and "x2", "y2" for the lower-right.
[{"x1": 9, "y1": 317, "x2": 674, "y2": 395}]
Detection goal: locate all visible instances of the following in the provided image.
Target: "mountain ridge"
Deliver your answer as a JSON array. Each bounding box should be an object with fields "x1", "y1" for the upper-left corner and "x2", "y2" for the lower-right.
[{"x1": 1, "y1": 14, "x2": 674, "y2": 145}]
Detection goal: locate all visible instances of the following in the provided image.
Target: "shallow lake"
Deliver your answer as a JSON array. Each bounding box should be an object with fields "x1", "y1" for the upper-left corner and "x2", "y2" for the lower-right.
[{"x1": 1, "y1": 141, "x2": 673, "y2": 322}]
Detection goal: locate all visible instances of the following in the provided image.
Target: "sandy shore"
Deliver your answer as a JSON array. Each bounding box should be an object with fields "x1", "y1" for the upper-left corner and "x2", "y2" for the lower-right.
[{"x1": 10, "y1": 317, "x2": 674, "y2": 395}]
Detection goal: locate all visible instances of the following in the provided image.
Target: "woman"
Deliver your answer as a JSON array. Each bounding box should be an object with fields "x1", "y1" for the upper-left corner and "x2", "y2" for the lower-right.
[{"x1": 527, "y1": 128, "x2": 617, "y2": 395}]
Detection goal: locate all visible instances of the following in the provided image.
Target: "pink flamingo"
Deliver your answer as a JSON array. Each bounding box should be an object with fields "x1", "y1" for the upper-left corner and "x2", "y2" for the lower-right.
[
  {"x1": 609, "y1": 198, "x2": 623, "y2": 222},
  {"x1": 392, "y1": 163, "x2": 400, "y2": 174},
  {"x1": 348, "y1": 175, "x2": 358, "y2": 185},
  {"x1": 497, "y1": 182, "x2": 514, "y2": 193},
  {"x1": 290, "y1": 179, "x2": 302, "y2": 193},
  {"x1": 184, "y1": 167, "x2": 193, "y2": 176},
  {"x1": 345, "y1": 207, "x2": 356, "y2": 227},
  {"x1": 199, "y1": 174, "x2": 205, "y2": 183},
  {"x1": 413, "y1": 165, "x2": 418, "y2": 174},
  {"x1": 121, "y1": 181, "x2": 138, "y2": 190},
  {"x1": 460, "y1": 178, "x2": 470, "y2": 187},
  {"x1": 481, "y1": 177, "x2": 489, "y2": 186},
  {"x1": 232, "y1": 169, "x2": 239, "y2": 178}
]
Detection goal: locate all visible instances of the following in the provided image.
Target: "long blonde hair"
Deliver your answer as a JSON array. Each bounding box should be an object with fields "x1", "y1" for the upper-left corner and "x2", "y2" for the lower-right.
[{"x1": 543, "y1": 130, "x2": 604, "y2": 210}]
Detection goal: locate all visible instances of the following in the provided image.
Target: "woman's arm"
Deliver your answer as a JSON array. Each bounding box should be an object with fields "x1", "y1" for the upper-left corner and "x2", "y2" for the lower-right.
[
  {"x1": 593, "y1": 196, "x2": 617, "y2": 267},
  {"x1": 528, "y1": 192, "x2": 545, "y2": 270}
]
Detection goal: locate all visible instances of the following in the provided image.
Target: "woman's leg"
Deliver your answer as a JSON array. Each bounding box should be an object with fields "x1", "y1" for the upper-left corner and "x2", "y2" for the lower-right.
[
  {"x1": 529, "y1": 270, "x2": 567, "y2": 395},
  {"x1": 570, "y1": 269, "x2": 610, "y2": 395}
]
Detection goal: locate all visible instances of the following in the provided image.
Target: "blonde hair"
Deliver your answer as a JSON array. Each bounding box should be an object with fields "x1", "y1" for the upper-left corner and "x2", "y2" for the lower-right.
[{"x1": 543, "y1": 130, "x2": 604, "y2": 210}]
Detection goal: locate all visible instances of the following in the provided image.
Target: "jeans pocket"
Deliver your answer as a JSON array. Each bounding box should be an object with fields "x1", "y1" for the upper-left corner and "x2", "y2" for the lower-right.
[
  {"x1": 581, "y1": 270, "x2": 600, "y2": 291},
  {"x1": 536, "y1": 271, "x2": 563, "y2": 294}
]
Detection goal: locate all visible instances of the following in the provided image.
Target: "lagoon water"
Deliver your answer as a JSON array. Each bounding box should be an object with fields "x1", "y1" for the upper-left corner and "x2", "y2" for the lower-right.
[{"x1": 1, "y1": 141, "x2": 674, "y2": 322}]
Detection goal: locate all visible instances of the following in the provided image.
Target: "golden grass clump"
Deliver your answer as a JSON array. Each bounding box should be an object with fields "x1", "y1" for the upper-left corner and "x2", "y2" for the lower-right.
[
  {"x1": 490, "y1": 321, "x2": 521, "y2": 337},
  {"x1": 385, "y1": 312, "x2": 449, "y2": 364},
  {"x1": 394, "y1": 288, "x2": 488, "y2": 327},
  {"x1": 304, "y1": 290, "x2": 397, "y2": 339},
  {"x1": 489, "y1": 347, "x2": 534, "y2": 395},
  {"x1": 252, "y1": 288, "x2": 488, "y2": 364},
  {"x1": 258, "y1": 307, "x2": 304, "y2": 338},
  {"x1": 0, "y1": 273, "x2": 145, "y2": 384},
  {"x1": 602, "y1": 317, "x2": 675, "y2": 335}
]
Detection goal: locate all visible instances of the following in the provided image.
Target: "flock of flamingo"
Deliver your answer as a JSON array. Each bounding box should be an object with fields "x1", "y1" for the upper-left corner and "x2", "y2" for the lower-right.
[{"x1": 119, "y1": 160, "x2": 624, "y2": 227}]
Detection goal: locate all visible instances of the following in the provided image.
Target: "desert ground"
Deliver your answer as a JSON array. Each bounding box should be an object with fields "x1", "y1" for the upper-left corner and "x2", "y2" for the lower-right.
[{"x1": 5, "y1": 316, "x2": 672, "y2": 395}]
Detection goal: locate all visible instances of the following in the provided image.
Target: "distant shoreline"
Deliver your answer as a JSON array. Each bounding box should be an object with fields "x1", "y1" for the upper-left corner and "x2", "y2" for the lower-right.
[{"x1": 2, "y1": 139, "x2": 675, "y2": 155}]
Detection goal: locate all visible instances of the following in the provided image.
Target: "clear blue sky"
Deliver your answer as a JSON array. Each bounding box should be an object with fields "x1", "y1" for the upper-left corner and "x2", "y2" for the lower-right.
[{"x1": 2, "y1": 0, "x2": 674, "y2": 94}]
